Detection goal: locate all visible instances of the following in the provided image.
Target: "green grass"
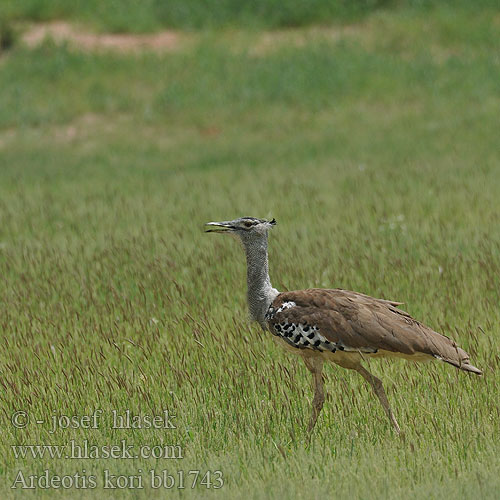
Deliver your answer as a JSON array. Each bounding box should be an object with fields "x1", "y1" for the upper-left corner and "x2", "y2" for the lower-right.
[
  {"x1": 0, "y1": 0, "x2": 499, "y2": 31},
  {"x1": 0, "y1": 6, "x2": 499, "y2": 498}
]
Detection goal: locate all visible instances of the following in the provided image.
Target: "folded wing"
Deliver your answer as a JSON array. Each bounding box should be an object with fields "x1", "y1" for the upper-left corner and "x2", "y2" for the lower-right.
[{"x1": 266, "y1": 288, "x2": 481, "y2": 374}]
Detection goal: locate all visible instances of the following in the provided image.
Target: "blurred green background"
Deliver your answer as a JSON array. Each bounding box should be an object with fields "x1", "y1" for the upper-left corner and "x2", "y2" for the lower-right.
[
  {"x1": 1, "y1": 0, "x2": 497, "y2": 31},
  {"x1": 0, "y1": 1, "x2": 499, "y2": 498}
]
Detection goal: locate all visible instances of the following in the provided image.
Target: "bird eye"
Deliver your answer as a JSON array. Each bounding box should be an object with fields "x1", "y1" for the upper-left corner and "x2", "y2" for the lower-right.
[{"x1": 244, "y1": 221, "x2": 252, "y2": 228}]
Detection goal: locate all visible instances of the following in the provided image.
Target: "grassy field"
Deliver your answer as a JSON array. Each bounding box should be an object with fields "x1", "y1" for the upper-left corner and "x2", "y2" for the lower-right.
[
  {"x1": 0, "y1": 3, "x2": 499, "y2": 498},
  {"x1": 1, "y1": 0, "x2": 499, "y2": 30}
]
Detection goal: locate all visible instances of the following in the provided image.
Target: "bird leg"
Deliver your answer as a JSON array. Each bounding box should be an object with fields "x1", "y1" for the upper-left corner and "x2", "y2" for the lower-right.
[
  {"x1": 303, "y1": 357, "x2": 325, "y2": 434},
  {"x1": 354, "y1": 364, "x2": 401, "y2": 433}
]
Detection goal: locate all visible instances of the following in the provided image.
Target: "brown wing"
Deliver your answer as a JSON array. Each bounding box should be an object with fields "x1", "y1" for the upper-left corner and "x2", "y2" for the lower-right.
[{"x1": 267, "y1": 288, "x2": 481, "y2": 374}]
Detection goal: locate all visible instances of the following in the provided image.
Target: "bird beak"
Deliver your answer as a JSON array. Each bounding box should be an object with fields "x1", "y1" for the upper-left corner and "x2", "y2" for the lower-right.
[{"x1": 205, "y1": 221, "x2": 235, "y2": 233}]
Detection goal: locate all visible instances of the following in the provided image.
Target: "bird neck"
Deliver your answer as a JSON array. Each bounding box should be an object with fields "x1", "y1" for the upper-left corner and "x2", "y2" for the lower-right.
[{"x1": 244, "y1": 236, "x2": 279, "y2": 328}]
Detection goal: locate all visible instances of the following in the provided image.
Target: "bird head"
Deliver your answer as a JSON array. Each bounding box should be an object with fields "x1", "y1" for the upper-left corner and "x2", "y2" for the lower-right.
[{"x1": 205, "y1": 216, "x2": 276, "y2": 244}]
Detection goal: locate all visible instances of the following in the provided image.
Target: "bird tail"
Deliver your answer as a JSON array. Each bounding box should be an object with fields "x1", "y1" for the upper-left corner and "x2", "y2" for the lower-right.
[
  {"x1": 434, "y1": 352, "x2": 482, "y2": 375},
  {"x1": 455, "y1": 362, "x2": 482, "y2": 375}
]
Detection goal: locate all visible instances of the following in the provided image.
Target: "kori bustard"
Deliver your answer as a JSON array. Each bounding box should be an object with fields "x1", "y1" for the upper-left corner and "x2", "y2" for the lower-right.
[{"x1": 205, "y1": 216, "x2": 482, "y2": 433}]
